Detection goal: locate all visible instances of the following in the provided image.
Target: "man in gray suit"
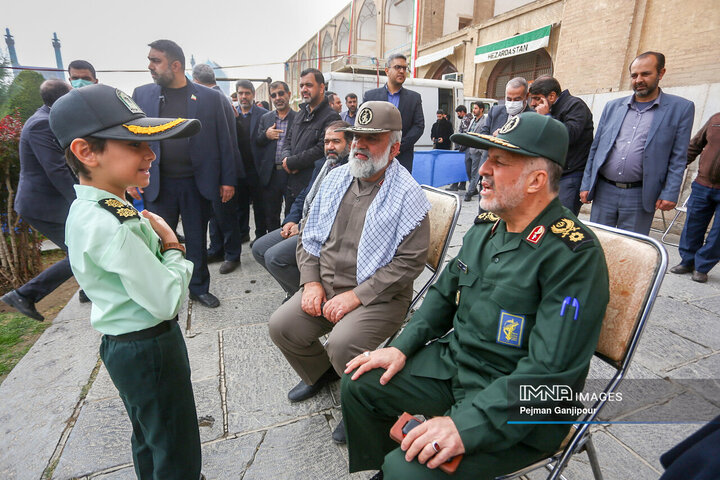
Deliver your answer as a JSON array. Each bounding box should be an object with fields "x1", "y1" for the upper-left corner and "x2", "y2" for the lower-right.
[
  {"x1": 1, "y1": 79, "x2": 82, "y2": 321},
  {"x1": 463, "y1": 102, "x2": 486, "y2": 201}
]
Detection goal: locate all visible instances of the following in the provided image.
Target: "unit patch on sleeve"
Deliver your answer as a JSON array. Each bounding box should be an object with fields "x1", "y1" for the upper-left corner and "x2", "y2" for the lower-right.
[
  {"x1": 550, "y1": 217, "x2": 594, "y2": 251},
  {"x1": 98, "y1": 198, "x2": 140, "y2": 223}
]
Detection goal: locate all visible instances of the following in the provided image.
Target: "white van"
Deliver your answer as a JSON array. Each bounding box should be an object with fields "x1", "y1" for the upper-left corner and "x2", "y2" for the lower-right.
[{"x1": 323, "y1": 72, "x2": 464, "y2": 150}]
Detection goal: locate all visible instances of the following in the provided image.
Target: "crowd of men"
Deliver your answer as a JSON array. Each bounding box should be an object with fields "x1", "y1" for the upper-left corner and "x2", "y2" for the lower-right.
[{"x1": 3, "y1": 41, "x2": 719, "y2": 479}]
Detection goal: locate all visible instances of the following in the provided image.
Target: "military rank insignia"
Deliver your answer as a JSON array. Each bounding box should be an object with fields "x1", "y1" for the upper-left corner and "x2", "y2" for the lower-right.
[
  {"x1": 496, "y1": 311, "x2": 525, "y2": 348},
  {"x1": 474, "y1": 212, "x2": 499, "y2": 224},
  {"x1": 98, "y1": 198, "x2": 140, "y2": 222},
  {"x1": 550, "y1": 217, "x2": 594, "y2": 251}
]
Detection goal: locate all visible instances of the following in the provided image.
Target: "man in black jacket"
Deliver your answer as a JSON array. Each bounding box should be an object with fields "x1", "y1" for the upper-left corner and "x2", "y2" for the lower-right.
[
  {"x1": 530, "y1": 75, "x2": 593, "y2": 215},
  {"x1": 430, "y1": 110, "x2": 453, "y2": 150},
  {"x1": 281, "y1": 68, "x2": 341, "y2": 209}
]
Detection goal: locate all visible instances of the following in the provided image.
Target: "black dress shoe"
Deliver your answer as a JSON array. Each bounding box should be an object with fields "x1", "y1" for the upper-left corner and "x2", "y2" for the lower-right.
[
  {"x1": 287, "y1": 368, "x2": 339, "y2": 402},
  {"x1": 206, "y1": 252, "x2": 224, "y2": 264},
  {"x1": 1, "y1": 290, "x2": 44, "y2": 321},
  {"x1": 332, "y1": 419, "x2": 346, "y2": 444},
  {"x1": 458, "y1": 182, "x2": 466, "y2": 191},
  {"x1": 240, "y1": 233, "x2": 251, "y2": 243},
  {"x1": 219, "y1": 260, "x2": 240, "y2": 274},
  {"x1": 78, "y1": 290, "x2": 91, "y2": 303},
  {"x1": 369, "y1": 471, "x2": 383, "y2": 480},
  {"x1": 692, "y1": 271, "x2": 709, "y2": 283},
  {"x1": 464, "y1": 192, "x2": 475, "y2": 202},
  {"x1": 670, "y1": 263, "x2": 693, "y2": 274},
  {"x1": 190, "y1": 292, "x2": 220, "y2": 308},
  {"x1": 176, "y1": 233, "x2": 186, "y2": 243},
  {"x1": 445, "y1": 184, "x2": 459, "y2": 191}
]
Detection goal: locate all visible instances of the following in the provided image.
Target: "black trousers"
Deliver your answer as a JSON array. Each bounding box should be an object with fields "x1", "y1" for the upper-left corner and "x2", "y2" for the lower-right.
[
  {"x1": 145, "y1": 177, "x2": 212, "y2": 296},
  {"x1": 208, "y1": 191, "x2": 242, "y2": 262},
  {"x1": 100, "y1": 322, "x2": 201, "y2": 480},
  {"x1": 237, "y1": 170, "x2": 267, "y2": 239},
  {"x1": 17, "y1": 216, "x2": 73, "y2": 302},
  {"x1": 261, "y1": 167, "x2": 289, "y2": 233}
]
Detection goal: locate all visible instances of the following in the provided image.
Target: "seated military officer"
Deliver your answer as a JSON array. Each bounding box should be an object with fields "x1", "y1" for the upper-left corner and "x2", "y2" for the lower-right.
[{"x1": 341, "y1": 112, "x2": 610, "y2": 480}]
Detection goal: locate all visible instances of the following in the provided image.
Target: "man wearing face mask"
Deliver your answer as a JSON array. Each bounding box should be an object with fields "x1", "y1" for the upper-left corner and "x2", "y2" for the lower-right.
[{"x1": 67, "y1": 60, "x2": 98, "y2": 88}]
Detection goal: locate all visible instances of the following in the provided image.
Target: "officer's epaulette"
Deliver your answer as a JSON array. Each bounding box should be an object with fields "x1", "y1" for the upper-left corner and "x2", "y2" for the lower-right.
[
  {"x1": 474, "y1": 212, "x2": 499, "y2": 225},
  {"x1": 549, "y1": 217, "x2": 594, "y2": 251},
  {"x1": 98, "y1": 198, "x2": 140, "y2": 223}
]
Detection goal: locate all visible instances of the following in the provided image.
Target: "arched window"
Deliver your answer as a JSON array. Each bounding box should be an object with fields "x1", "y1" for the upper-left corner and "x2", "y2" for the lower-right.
[
  {"x1": 337, "y1": 18, "x2": 350, "y2": 53},
  {"x1": 300, "y1": 52, "x2": 308, "y2": 73},
  {"x1": 321, "y1": 32, "x2": 334, "y2": 71},
  {"x1": 486, "y1": 49, "x2": 553, "y2": 99},
  {"x1": 309, "y1": 42, "x2": 318, "y2": 69},
  {"x1": 356, "y1": 0, "x2": 377, "y2": 57},
  {"x1": 385, "y1": 0, "x2": 413, "y2": 55}
]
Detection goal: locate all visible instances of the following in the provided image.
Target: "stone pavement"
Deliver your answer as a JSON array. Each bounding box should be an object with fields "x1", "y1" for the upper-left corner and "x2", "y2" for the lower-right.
[{"x1": 1, "y1": 198, "x2": 719, "y2": 480}]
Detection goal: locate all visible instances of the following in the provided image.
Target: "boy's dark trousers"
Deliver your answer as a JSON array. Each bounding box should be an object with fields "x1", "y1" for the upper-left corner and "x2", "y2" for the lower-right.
[{"x1": 100, "y1": 322, "x2": 201, "y2": 479}]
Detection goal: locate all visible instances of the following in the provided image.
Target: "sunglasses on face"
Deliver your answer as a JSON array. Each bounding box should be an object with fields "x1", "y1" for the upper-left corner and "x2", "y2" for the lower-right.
[{"x1": 270, "y1": 91, "x2": 286, "y2": 98}]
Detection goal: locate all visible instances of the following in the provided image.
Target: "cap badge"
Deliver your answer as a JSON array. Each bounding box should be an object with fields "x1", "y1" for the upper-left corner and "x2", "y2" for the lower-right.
[
  {"x1": 116, "y1": 90, "x2": 144, "y2": 115},
  {"x1": 498, "y1": 116, "x2": 520, "y2": 134},
  {"x1": 123, "y1": 118, "x2": 186, "y2": 135},
  {"x1": 357, "y1": 108, "x2": 373, "y2": 126}
]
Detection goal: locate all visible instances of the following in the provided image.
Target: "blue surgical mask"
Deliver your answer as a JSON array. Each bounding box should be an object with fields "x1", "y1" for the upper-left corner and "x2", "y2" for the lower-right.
[{"x1": 71, "y1": 79, "x2": 94, "y2": 89}]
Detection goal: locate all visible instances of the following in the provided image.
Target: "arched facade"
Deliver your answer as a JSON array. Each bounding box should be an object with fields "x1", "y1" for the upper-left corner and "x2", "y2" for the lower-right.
[
  {"x1": 300, "y1": 52, "x2": 308, "y2": 73},
  {"x1": 337, "y1": 17, "x2": 350, "y2": 54},
  {"x1": 321, "y1": 32, "x2": 333, "y2": 71},
  {"x1": 356, "y1": 0, "x2": 377, "y2": 57},
  {"x1": 384, "y1": 0, "x2": 413, "y2": 56},
  {"x1": 486, "y1": 49, "x2": 553, "y2": 99},
  {"x1": 309, "y1": 42, "x2": 317, "y2": 69},
  {"x1": 430, "y1": 59, "x2": 457, "y2": 80}
]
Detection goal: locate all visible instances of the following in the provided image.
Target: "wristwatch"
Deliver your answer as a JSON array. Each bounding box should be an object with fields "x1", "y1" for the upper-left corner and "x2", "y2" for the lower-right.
[{"x1": 161, "y1": 242, "x2": 186, "y2": 256}]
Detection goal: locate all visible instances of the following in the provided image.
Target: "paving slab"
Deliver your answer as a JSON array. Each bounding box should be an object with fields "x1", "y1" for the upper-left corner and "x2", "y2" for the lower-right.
[
  {"x1": 190, "y1": 292, "x2": 282, "y2": 332},
  {"x1": 631, "y1": 324, "x2": 712, "y2": 373},
  {"x1": 242, "y1": 415, "x2": 349, "y2": 480},
  {"x1": 185, "y1": 330, "x2": 221, "y2": 382},
  {"x1": 200, "y1": 432, "x2": 264, "y2": 479},
  {"x1": 0, "y1": 308, "x2": 101, "y2": 480},
  {"x1": 223, "y1": 324, "x2": 336, "y2": 434},
  {"x1": 666, "y1": 351, "x2": 720, "y2": 407},
  {"x1": 91, "y1": 466, "x2": 136, "y2": 480},
  {"x1": 657, "y1": 270, "x2": 720, "y2": 302},
  {"x1": 194, "y1": 378, "x2": 225, "y2": 443}
]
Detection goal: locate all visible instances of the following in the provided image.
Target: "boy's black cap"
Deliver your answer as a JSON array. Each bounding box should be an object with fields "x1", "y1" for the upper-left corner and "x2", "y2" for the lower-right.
[
  {"x1": 451, "y1": 112, "x2": 569, "y2": 167},
  {"x1": 50, "y1": 84, "x2": 201, "y2": 148}
]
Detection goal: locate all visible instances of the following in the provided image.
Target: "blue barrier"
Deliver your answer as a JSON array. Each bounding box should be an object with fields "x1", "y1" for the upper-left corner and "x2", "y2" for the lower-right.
[{"x1": 411, "y1": 150, "x2": 467, "y2": 187}]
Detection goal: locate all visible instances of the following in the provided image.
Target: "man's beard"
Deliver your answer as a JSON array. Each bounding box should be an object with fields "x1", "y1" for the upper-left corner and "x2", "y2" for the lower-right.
[
  {"x1": 348, "y1": 143, "x2": 391, "y2": 179},
  {"x1": 479, "y1": 174, "x2": 526, "y2": 214},
  {"x1": 633, "y1": 78, "x2": 659, "y2": 98},
  {"x1": 152, "y1": 70, "x2": 174, "y2": 88},
  {"x1": 326, "y1": 147, "x2": 350, "y2": 166}
]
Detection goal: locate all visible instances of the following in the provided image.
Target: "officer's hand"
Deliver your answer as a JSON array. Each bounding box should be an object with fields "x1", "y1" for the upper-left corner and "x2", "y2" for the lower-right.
[
  {"x1": 345, "y1": 347, "x2": 406, "y2": 385},
  {"x1": 126, "y1": 187, "x2": 143, "y2": 201},
  {"x1": 141, "y1": 210, "x2": 177, "y2": 244},
  {"x1": 265, "y1": 123, "x2": 282, "y2": 140},
  {"x1": 322, "y1": 291, "x2": 361, "y2": 324},
  {"x1": 301, "y1": 282, "x2": 326, "y2": 317},
  {"x1": 580, "y1": 190, "x2": 591, "y2": 204},
  {"x1": 401, "y1": 416, "x2": 465, "y2": 469},
  {"x1": 220, "y1": 185, "x2": 235, "y2": 203},
  {"x1": 656, "y1": 199, "x2": 676, "y2": 211}
]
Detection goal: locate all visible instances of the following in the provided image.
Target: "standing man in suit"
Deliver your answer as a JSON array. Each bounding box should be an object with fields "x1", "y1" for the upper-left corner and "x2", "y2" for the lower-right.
[
  {"x1": 256, "y1": 81, "x2": 297, "y2": 230},
  {"x1": 192, "y1": 63, "x2": 244, "y2": 275},
  {"x1": 363, "y1": 54, "x2": 424, "y2": 172},
  {"x1": 234, "y1": 80, "x2": 269, "y2": 245},
  {"x1": 463, "y1": 102, "x2": 486, "y2": 201},
  {"x1": 530, "y1": 75, "x2": 594, "y2": 215},
  {"x1": 1, "y1": 79, "x2": 80, "y2": 321},
  {"x1": 132, "y1": 39, "x2": 237, "y2": 308},
  {"x1": 281, "y1": 68, "x2": 341, "y2": 210},
  {"x1": 580, "y1": 51, "x2": 695, "y2": 235}
]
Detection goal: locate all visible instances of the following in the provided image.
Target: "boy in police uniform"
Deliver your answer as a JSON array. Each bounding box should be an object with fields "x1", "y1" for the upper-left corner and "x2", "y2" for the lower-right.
[
  {"x1": 49, "y1": 84, "x2": 204, "y2": 479},
  {"x1": 341, "y1": 112, "x2": 609, "y2": 479}
]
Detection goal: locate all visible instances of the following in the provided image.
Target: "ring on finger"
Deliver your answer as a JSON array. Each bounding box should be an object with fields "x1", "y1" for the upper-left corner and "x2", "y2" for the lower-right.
[
  {"x1": 363, "y1": 351, "x2": 370, "y2": 357},
  {"x1": 431, "y1": 441, "x2": 440, "y2": 453}
]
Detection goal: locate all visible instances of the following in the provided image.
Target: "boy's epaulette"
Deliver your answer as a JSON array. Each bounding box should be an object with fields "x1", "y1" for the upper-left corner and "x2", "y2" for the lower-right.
[
  {"x1": 474, "y1": 212, "x2": 499, "y2": 224},
  {"x1": 550, "y1": 217, "x2": 594, "y2": 251},
  {"x1": 98, "y1": 198, "x2": 139, "y2": 223}
]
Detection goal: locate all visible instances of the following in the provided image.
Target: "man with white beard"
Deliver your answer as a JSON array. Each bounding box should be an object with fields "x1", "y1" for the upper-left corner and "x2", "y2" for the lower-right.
[{"x1": 269, "y1": 101, "x2": 431, "y2": 444}]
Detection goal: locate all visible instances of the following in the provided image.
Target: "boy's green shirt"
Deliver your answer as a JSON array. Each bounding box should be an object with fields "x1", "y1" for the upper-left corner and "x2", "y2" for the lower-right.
[{"x1": 66, "y1": 185, "x2": 193, "y2": 335}]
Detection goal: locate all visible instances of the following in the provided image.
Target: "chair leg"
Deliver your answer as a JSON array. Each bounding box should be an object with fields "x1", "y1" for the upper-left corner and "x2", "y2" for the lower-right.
[
  {"x1": 661, "y1": 211, "x2": 684, "y2": 247},
  {"x1": 585, "y1": 437, "x2": 604, "y2": 480}
]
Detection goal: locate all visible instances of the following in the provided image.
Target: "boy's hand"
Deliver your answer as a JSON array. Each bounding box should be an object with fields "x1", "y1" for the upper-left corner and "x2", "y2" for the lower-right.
[
  {"x1": 126, "y1": 187, "x2": 143, "y2": 200},
  {"x1": 141, "y1": 210, "x2": 178, "y2": 244}
]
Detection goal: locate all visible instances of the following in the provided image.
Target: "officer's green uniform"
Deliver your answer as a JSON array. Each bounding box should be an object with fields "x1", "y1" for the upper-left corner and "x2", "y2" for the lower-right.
[
  {"x1": 341, "y1": 111, "x2": 610, "y2": 479},
  {"x1": 66, "y1": 185, "x2": 201, "y2": 479}
]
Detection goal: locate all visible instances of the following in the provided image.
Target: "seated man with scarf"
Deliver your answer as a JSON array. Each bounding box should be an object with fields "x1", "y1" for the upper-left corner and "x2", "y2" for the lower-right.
[{"x1": 269, "y1": 101, "x2": 430, "y2": 443}]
